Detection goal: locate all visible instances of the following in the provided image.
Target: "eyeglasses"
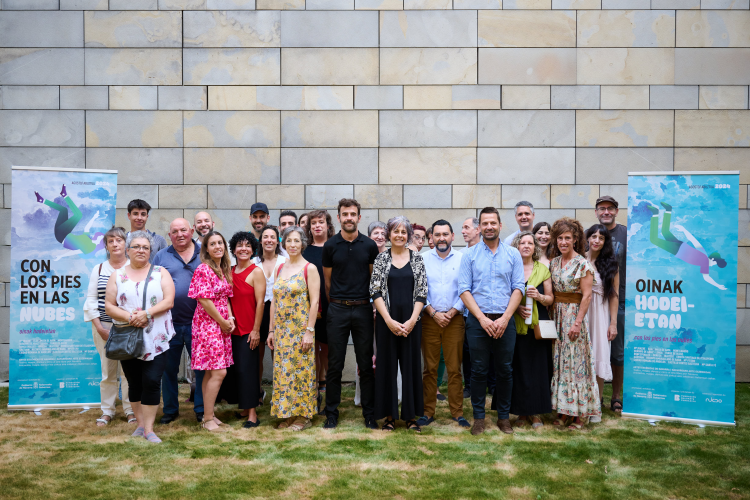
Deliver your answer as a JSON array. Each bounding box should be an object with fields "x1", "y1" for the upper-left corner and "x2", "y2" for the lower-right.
[
  {"x1": 596, "y1": 207, "x2": 617, "y2": 213},
  {"x1": 412, "y1": 235, "x2": 424, "y2": 242},
  {"x1": 129, "y1": 245, "x2": 151, "y2": 252}
]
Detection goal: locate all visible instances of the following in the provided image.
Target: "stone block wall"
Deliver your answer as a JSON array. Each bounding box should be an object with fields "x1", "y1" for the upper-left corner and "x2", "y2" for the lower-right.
[{"x1": 0, "y1": 1, "x2": 749, "y2": 382}]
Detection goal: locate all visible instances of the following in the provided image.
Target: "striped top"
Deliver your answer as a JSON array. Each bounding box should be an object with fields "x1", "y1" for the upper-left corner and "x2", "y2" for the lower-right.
[{"x1": 83, "y1": 259, "x2": 130, "y2": 324}]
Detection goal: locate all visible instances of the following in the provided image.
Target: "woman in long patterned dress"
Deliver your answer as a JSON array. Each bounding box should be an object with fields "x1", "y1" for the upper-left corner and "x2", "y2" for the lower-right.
[
  {"x1": 189, "y1": 231, "x2": 235, "y2": 432},
  {"x1": 549, "y1": 217, "x2": 601, "y2": 430},
  {"x1": 267, "y1": 226, "x2": 320, "y2": 431}
]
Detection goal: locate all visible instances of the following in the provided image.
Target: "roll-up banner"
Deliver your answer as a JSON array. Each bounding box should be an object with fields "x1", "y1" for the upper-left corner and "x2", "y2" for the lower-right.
[
  {"x1": 624, "y1": 171, "x2": 738, "y2": 426},
  {"x1": 9, "y1": 167, "x2": 118, "y2": 409}
]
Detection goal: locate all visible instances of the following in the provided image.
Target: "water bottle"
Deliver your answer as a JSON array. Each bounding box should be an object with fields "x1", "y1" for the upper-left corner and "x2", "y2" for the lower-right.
[{"x1": 525, "y1": 286, "x2": 533, "y2": 325}]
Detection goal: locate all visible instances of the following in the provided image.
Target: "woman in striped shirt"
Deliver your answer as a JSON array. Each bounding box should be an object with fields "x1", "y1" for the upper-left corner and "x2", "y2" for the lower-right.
[{"x1": 84, "y1": 226, "x2": 134, "y2": 427}]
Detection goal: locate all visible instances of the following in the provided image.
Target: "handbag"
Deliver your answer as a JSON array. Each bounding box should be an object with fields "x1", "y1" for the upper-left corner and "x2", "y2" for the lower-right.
[
  {"x1": 105, "y1": 264, "x2": 154, "y2": 361},
  {"x1": 534, "y1": 320, "x2": 558, "y2": 340}
]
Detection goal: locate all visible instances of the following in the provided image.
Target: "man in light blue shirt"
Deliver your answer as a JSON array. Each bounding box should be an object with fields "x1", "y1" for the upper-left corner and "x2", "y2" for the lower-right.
[
  {"x1": 459, "y1": 207, "x2": 525, "y2": 435},
  {"x1": 417, "y1": 220, "x2": 469, "y2": 428}
]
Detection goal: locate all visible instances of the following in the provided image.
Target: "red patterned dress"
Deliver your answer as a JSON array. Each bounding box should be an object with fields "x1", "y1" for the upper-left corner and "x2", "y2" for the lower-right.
[{"x1": 189, "y1": 263, "x2": 234, "y2": 371}]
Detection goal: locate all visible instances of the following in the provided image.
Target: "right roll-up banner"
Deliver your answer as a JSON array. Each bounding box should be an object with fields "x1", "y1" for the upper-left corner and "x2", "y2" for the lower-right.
[{"x1": 624, "y1": 171, "x2": 739, "y2": 426}]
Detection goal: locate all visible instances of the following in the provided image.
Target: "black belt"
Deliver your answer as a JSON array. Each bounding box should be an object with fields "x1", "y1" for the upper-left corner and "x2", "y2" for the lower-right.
[
  {"x1": 485, "y1": 313, "x2": 503, "y2": 320},
  {"x1": 330, "y1": 298, "x2": 370, "y2": 306}
]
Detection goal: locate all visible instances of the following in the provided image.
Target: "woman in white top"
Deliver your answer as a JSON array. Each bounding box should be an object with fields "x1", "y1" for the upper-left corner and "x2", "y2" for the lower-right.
[
  {"x1": 105, "y1": 230, "x2": 176, "y2": 443},
  {"x1": 253, "y1": 225, "x2": 285, "y2": 405},
  {"x1": 84, "y1": 226, "x2": 134, "y2": 427}
]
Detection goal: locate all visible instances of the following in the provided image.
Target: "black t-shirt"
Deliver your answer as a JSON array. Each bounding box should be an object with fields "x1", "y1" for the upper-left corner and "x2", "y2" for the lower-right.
[
  {"x1": 609, "y1": 223, "x2": 627, "y2": 305},
  {"x1": 302, "y1": 244, "x2": 328, "y2": 317},
  {"x1": 322, "y1": 232, "x2": 379, "y2": 301}
]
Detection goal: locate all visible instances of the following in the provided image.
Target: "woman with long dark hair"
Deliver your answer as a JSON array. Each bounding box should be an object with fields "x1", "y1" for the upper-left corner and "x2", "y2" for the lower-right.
[
  {"x1": 532, "y1": 222, "x2": 552, "y2": 267},
  {"x1": 584, "y1": 224, "x2": 620, "y2": 419}
]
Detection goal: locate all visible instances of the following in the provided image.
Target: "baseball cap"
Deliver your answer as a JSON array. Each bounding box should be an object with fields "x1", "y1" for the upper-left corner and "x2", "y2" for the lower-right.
[
  {"x1": 250, "y1": 202, "x2": 269, "y2": 215},
  {"x1": 595, "y1": 195, "x2": 619, "y2": 208}
]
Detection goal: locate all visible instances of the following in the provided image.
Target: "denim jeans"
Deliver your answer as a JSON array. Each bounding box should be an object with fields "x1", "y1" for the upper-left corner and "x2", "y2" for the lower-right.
[
  {"x1": 465, "y1": 314, "x2": 517, "y2": 420},
  {"x1": 161, "y1": 323, "x2": 204, "y2": 415}
]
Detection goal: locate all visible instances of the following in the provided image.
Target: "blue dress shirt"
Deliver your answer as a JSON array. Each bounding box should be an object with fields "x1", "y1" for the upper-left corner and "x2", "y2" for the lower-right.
[
  {"x1": 458, "y1": 239, "x2": 525, "y2": 315},
  {"x1": 423, "y1": 247, "x2": 464, "y2": 313}
]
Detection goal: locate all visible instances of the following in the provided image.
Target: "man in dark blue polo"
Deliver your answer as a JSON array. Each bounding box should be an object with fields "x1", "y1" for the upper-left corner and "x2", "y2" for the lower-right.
[{"x1": 153, "y1": 218, "x2": 204, "y2": 423}]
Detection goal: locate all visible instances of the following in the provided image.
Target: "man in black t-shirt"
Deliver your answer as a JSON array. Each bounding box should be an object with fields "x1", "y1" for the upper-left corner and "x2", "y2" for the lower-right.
[
  {"x1": 595, "y1": 195, "x2": 627, "y2": 414},
  {"x1": 322, "y1": 198, "x2": 380, "y2": 429}
]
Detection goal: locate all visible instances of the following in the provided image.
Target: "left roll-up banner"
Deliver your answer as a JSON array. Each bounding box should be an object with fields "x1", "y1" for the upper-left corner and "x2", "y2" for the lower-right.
[{"x1": 9, "y1": 167, "x2": 118, "y2": 409}]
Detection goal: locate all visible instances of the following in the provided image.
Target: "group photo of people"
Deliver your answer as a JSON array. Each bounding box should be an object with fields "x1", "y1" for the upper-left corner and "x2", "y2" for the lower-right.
[{"x1": 85, "y1": 194, "x2": 627, "y2": 443}]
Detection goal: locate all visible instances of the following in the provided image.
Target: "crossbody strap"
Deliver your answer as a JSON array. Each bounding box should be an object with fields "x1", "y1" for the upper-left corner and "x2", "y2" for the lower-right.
[{"x1": 141, "y1": 264, "x2": 155, "y2": 311}]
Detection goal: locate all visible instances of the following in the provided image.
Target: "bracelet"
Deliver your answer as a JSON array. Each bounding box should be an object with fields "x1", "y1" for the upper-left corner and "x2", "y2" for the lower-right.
[{"x1": 431, "y1": 309, "x2": 437, "y2": 318}]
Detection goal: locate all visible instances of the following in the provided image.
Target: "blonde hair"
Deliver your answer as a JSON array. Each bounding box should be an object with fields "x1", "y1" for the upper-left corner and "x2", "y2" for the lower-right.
[{"x1": 200, "y1": 231, "x2": 232, "y2": 286}]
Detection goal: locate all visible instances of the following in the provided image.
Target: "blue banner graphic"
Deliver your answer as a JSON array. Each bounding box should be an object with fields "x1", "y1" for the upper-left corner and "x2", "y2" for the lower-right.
[
  {"x1": 624, "y1": 172, "x2": 738, "y2": 425},
  {"x1": 9, "y1": 167, "x2": 118, "y2": 409}
]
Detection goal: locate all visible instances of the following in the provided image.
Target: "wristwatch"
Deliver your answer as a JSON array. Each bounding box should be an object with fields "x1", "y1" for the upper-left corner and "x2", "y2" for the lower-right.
[
  {"x1": 306, "y1": 326, "x2": 315, "y2": 333},
  {"x1": 146, "y1": 311, "x2": 152, "y2": 321}
]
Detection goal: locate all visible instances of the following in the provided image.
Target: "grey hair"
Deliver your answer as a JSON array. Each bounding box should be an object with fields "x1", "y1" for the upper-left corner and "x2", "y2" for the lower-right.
[
  {"x1": 125, "y1": 230, "x2": 155, "y2": 256},
  {"x1": 386, "y1": 216, "x2": 413, "y2": 243},
  {"x1": 511, "y1": 230, "x2": 541, "y2": 262},
  {"x1": 514, "y1": 200, "x2": 535, "y2": 215},
  {"x1": 368, "y1": 220, "x2": 387, "y2": 237},
  {"x1": 281, "y1": 225, "x2": 308, "y2": 252},
  {"x1": 103, "y1": 226, "x2": 127, "y2": 259},
  {"x1": 468, "y1": 217, "x2": 479, "y2": 229}
]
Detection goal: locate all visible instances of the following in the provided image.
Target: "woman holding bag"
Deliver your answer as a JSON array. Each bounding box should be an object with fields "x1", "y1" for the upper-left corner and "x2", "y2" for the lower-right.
[{"x1": 105, "y1": 230, "x2": 176, "y2": 443}]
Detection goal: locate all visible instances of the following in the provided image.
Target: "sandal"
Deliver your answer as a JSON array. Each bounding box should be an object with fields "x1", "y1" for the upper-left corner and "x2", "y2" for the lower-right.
[
  {"x1": 126, "y1": 412, "x2": 137, "y2": 424},
  {"x1": 382, "y1": 417, "x2": 396, "y2": 432},
  {"x1": 277, "y1": 417, "x2": 296, "y2": 430},
  {"x1": 513, "y1": 416, "x2": 528, "y2": 428},
  {"x1": 289, "y1": 417, "x2": 311, "y2": 432},
  {"x1": 611, "y1": 398, "x2": 623, "y2": 414},
  {"x1": 567, "y1": 420, "x2": 583, "y2": 431},
  {"x1": 553, "y1": 415, "x2": 570, "y2": 427},
  {"x1": 531, "y1": 416, "x2": 544, "y2": 429},
  {"x1": 96, "y1": 415, "x2": 112, "y2": 427},
  {"x1": 405, "y1": 420, "x2": 422, "y2": 433},
  {"x1": 201, "y1": 420, "x2": 223, "y2": 432}
]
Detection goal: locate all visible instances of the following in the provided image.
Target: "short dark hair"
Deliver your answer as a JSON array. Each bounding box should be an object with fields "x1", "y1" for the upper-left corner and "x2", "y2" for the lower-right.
[
  {"x1": 479, "y1": 207, "x2": 501, "y2": 223},
  {"x1": 279, "y1": 210, "x2": 297, "y2": 224},
  {"x1": 337, "y1": 198, "x2": 361, "y2": 215},
  {"x1": 228, "y1": 231, "x2": 260, "y2": 258},
  {"x1": 431, "y1": 219, "x2": 453, "y2": 233},
  {"x1": 127, "y1": 199, "x2": 151, "y2": 213},
  {"x1": 514, "y1": 200, "x2": 535, "y2": 214}
]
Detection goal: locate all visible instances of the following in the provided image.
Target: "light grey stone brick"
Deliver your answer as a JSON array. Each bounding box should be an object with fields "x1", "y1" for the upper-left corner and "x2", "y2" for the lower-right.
[
  {"x1": 87, "y1": 148, "x2": 184, "y2": 184},
  {"x1": 381, "y1": 48, "x2": 477, "y2": 85},
  {"x1": 380, "y1": 11, "x2": 478, "y2": 48},
  {"x1": 1, "y1": 0, "x2": 59, "y2": 8},
  {"x1": 208, "y1": 185, "x2": 257, "y2": 209},
  {"x1": 379, "y1": 110, "x2": 477, "y2": 147},
  {"x1": 184, "y1": 110, "x2": 280, "y2": 147},
  {"x1": 577, "y1": 11, "x2": 675, "y2": 48},
  {"x1": 0, "y1": 344, "x2": 8, "y2": 382},
  {"x1": 500, "y1": 185, "x2": 550, "y2": 209},
  {"x1": 61, "y1": 0, "x2": 108, "y2": 8},
  {"x1": 738, "y1": 310, "x2": 750, "y2": 344},
  {"x1": 452, "y1": 85, "x2": 500, "y2": 110},
  {"x1": 281, "y1": 148, "x2": 378, "y2": 184},
  {"x1": 86, "y1": 110, "x2": 183, "y2": 147},
  {"x1": 454, "y1": 0, "x2": 502, "y2": 8},
  {"x1": 701, "y1": 0, "x2": 749, "y2": 7},
  {"x1": 183, "y1": 11, "x2": 279, "y2": 48},
  {"x1": 109, "y1": 86, "x2": 158, "y2": 110},
  {"x1": 477, "y1": 148, "x2": 575, "y2": 184},
  {"x1": 160, "y1": 185, "x2": 208, "y2": 209},
  {"x1": 652, "y1": 0, "x2": 699, "y2": 7},
  {"x1": 478, "y1": 110, "x2": 575, "y2": 147},
  {"x1": 280, "y1": 12, "x2": 378, "y2": 48},
  {"x1": 0, "y1": 110, "x2": 84, "y2": 147},
  {"x1": 0, "y1": 12, "x2": 82, "y2": 48},
  {"x1": 551, "y1": 86, "x2": 600, "y2": 110},
  {"x1": 85, "y1": 49, "x2": 183, "y2": 86},
  {"x1": 380, "y1": 148, "x2": 476, "y2": 184},
  {"x1": 453, "y1": 185, "x2": 502, "y2": 209},
  {"x1": 158, "y1": 86, "x2": 207, "y2": 110},
  {"x1": 60, "y1": 86, "x2": 108, "y2": 109},
  {"x1": 306, "y1": 0, "x2": 353, "y2": 8},
  {"x1": 575, "y1": 148, "x2": 673, "y2": 184},
  {"x1": 0, "y1": 308, "x2": 8, "y2": 343},
  {"x1": 207, "y1": 0, "x2": 257, "y2": 7},
  {"x1": 85, "y1": 11, "x2": 182, "y2": 48},
  {"x1": 0, "y1": 86, "x2": 59, "y2": 110},
  {"x1": 109, "y1": 0, "x2": 158, "y2": 8},
  {"x1": 354, "y1": 86, "x2": 402, "y2": 109},
  {"x1": 0, "y1": 49, "x2": 84, "y2": 86},
  {"x1": 306, "y1": 185, "x2": 354, "y2": 209},
  {"x1": 256, "y1": 185, "x2": 304, "y2": 209},
  {"x1": 550, "y1": 184, "x2": 599, "y2": 209},
  {"x1": 281, "y1": 110, "x2": 377, "y2": 147},
  {"x1": 355, "y1": 185, "x2": 403, "y2": 209},
  {"x1": 184, "y1": 148, "x2": 280, "y2": 184},
  {"x1": 601, "y1": 0, "x2": 649, "y2": 6},
  {"x1": 403, "y1": 185, "x2": 452, "y2": 209},
  {"x1": 183, "y1": 48, "x2": 280, "y2": 85},
  {"x1": 598, "y1": 184, "x2": 628, "y2": 208},
  {"x1": 478, "y1": 48, "x2": 577, "y2": 85},
  {"x1": 3, "y1": 185, "x2": 8, "y2": 209},
  {"x1": 0, "y1": 283, "x2": 5, "y2": 307},
  {"x1": 116, "y1": 185, "x2": 159, "y2": 209},
  {"x1": 676, "y1": 49, "x2": 750, "y2": 85},
  {"x1": 738, "y1": 208, "x2": 750, "y2": 247},
  {"x1": 282, "y1": 48, "x2": 379, "y2": 86},
  {"x1": 158, "y1": 0, "x2": 207, "y2": 8},
  {"x1": 650, "y1": 85, "x2": 699, "y2": 110},
  {"x1": 254, "y1": 86, "x2": 353, "y2": 110},
  {"x1": 0, "y1": 148, "x2": 84, "y2": 183}
]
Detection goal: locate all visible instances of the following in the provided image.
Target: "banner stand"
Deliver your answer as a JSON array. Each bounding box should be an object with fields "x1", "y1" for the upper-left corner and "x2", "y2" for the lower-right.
[{"x1": 622, "y1": 413, "x2": 735, "y2": 428}]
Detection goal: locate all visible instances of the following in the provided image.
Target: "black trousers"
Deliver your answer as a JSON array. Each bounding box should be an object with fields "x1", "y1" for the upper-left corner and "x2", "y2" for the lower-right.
[
  {"x1": 325, "y1": 302, "x2": 375, "y2": 420},
  {"x1": 121, "y1": 353, "x2": 167, "y2": 406},
  {"x1": 220, "y1": 334, "x2": 260, "y2": 410},
  {"x1": 463, "y1": 334, "x2": 496, "y2": 393}
]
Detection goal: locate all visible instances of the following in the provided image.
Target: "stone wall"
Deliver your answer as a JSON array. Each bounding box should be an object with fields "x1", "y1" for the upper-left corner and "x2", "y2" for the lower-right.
[{"x1": 0, "y1": 1, "x2": 748, "y2": 382}]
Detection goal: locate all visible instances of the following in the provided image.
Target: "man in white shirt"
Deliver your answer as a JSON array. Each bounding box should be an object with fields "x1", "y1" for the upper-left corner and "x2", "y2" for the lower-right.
[{"x1": 503, "y1": 201, "x2": 535, "y2": 246}]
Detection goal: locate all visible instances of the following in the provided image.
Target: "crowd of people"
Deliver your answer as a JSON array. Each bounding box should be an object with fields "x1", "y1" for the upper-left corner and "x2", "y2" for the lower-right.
[{"x1": 83, "y1": 194, "x2": 627, "y2": 442}]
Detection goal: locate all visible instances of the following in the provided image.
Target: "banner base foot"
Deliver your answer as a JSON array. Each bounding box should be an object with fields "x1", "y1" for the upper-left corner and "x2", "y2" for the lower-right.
[{"x1": 622, "y1": 412, "x2": 735, "y2": 427}]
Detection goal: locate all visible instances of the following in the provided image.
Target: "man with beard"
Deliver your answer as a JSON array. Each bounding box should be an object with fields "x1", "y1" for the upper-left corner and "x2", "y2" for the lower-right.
[
  {"x1": 250, "y1": 202, "x2": 288, "y2": 257},
  {"x1": 503, "y1": 201, "x2": 536, "y2": 245},
  {"x1": 417, "y1": 220, "x2": 469, "y2": 428},
  {"x1": 459, "y1": 207, "x2": 524, "y2": 435},
  {"x1": 193, "y1": 211, "x2": 214, "y2": 239},
  {"x1": 322, "y1": 198, "x2": 379, "y2": 429}
]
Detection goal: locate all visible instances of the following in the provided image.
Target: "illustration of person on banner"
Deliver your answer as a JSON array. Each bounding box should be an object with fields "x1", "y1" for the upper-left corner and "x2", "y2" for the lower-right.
[
  {"x1": 647, "y1": 201, "x2": 727, "y2": 291},
  {"x1": 35, "y1": 184, "x2": 105, "y2": 258}
]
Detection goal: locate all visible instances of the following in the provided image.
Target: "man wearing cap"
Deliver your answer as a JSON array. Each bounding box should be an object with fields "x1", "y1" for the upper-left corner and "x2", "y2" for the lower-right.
[
  {"x1": 250, "y1": 202, "x2": 288, "y2": 257},
  {"x1": 594, "y1": 195, "x2": 626, "y2": 415}
]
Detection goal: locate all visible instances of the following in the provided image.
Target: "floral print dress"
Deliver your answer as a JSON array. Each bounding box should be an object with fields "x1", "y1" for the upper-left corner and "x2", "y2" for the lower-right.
[
  {"x1": 270, "y1": 265, "x2": 316, "y2": 419},
  {"x1": 188, "y1": 263, "x2": 234, "y2": 371},
  {"x1": 114, "y1": 266, "x2": 174, "y2": 361},
  {"x1": 549, "y1": 254, "x2": 601, "y2": 419}
]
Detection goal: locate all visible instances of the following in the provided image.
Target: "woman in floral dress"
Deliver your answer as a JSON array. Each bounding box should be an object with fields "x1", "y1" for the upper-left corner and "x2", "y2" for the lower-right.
[
  {"x1": 549, "y1": 217, "x2": 601, "y2": 430},
  {"x1": 267, "y1": 226, "x2": 320, "y2": 431},
  {"x1": 189, "y1": 231, "x2": 235, "y2": 432}
]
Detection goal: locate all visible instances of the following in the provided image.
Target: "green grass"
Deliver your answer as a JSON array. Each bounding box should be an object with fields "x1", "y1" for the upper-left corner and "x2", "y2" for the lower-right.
[{"x1": 1, "y1": 383, "x2": 749, "y2": 499}]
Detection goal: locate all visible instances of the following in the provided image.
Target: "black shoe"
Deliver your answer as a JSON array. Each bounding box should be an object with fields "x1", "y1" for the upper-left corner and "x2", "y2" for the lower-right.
[
  {"x1": 324, "y1": 416, "x2": 338, "y2": 429},
  {"x1": 243, "y1": 419, "x2": 261, "y2": 428},
  {"x1": 365, "y1": 418, "x2": 378, "y2": 430},
  {"x1": 436, "y1": 392, "x2": 447, "y2": 401},
  {"x1": 416, "y1": 416, "x2": 434, "y2": 427},
  {"x1": 453, "y1": 416, "x2": 471, "y2": 428},
  {"x1": 463, "y1": 388, "x2": 470, "y2": 399},
  {"x1": 195, "y1": 412, "x2": 204, "y2": 423},
  {"x1": 160, "y1": 413, "x2": 179, "y2": 424}
]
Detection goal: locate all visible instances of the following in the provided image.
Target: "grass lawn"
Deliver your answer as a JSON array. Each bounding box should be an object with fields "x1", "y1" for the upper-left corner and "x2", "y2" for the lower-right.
[{"x1": 1, "y1": 383, "x2": 749, "y2": 500}]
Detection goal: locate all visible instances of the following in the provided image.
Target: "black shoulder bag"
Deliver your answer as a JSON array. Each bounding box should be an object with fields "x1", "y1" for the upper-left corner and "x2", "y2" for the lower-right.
[{"x1": 105, "y1": 264, "x2": 154, "y2": 361}]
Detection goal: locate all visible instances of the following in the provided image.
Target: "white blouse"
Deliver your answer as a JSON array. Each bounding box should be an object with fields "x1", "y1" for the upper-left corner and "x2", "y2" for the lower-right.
[{"x1": 253, "y1": 255, "x2": 286, "y2": 303}]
